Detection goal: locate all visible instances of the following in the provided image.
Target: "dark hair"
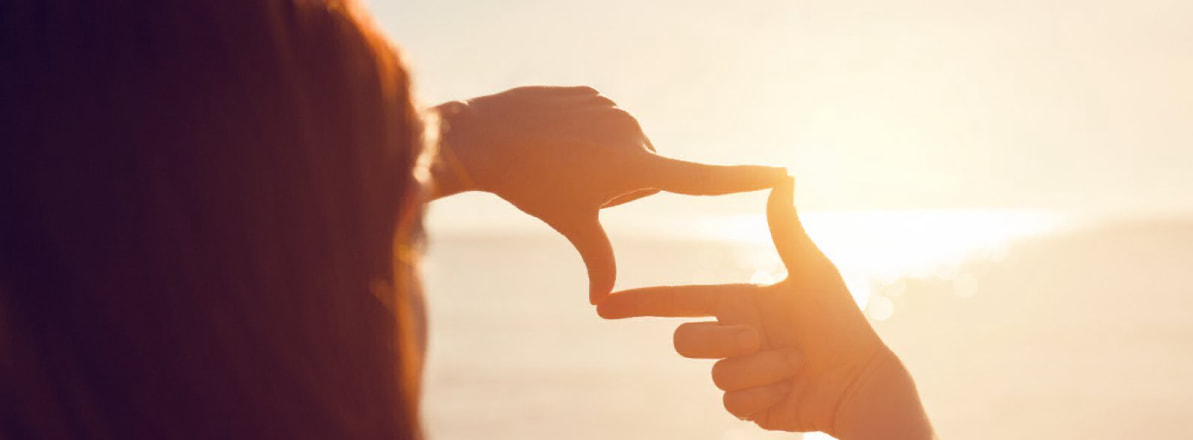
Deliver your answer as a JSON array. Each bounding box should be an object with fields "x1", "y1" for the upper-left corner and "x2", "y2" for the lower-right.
[{"x1": 0, "y1": 1, "x2": 426, "y2": 438}]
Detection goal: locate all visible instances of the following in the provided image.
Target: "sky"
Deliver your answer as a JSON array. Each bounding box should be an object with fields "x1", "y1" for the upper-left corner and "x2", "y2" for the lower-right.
[
  {"x1": 370, "y1": 0, "x2": 1192, "y2": 219},
  {"x1": 369, "y1": 4, "x2": 1193, "y2": 436}
]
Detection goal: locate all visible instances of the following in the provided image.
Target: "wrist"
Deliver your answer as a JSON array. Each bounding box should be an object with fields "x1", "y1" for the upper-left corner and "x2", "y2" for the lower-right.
[
  {"x1": 428, "y1": 100, "x2": 476, "y2": 199},
  {"x1": 831, "y1": 346, "x2": 934, "y2": 440}
]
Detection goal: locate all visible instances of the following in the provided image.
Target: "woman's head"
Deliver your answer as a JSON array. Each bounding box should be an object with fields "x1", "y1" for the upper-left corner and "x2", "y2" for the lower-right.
[{"x1": 1, "y1": 1, "x2": 427, "y2": 438}]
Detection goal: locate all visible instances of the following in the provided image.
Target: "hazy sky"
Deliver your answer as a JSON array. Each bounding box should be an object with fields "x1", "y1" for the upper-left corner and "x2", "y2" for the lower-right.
[{"x1": 371, "y1": 0, "x2": 1192, "y2": 216}]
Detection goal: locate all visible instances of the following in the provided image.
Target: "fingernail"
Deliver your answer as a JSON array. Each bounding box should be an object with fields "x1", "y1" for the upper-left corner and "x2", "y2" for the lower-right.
[
  {"x1": 736, "y1": 329, "x2": 758, "y2": 351},
  {"x1": 786, "y1": 350, "x2": 803, "y2": 370}
]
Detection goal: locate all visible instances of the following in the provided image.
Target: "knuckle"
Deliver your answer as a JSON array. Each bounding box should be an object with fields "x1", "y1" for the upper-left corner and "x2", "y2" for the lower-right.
[
  {"x1": 593, "y1": 95, "x2": 618, "y2": 108},
  {"x1": 607, "y1": 107, "x2": 633, "y2": 121},
  {"x1": 604, "y1": 109, "x2": 645, "y2": 136}
]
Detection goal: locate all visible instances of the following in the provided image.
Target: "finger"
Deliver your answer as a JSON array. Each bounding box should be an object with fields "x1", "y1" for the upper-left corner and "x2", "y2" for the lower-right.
[
  {"x1": 712, "y1": 349, "x2": 802, "y2": 391},
  {"x1": 723, "y1": 382, "x2": 790, "y2": 420},
  {"x1": 507, "y1": 85, "x2": 599, "y2": 97},
  {"x1": 596, "y1": 284, "x2": 761, "y2": 319},
  {"x1": 766, "y1": 176, "x2": 836, "y2": 278},
  {"x1": 549, "y1": 215, "x2": 616, "y2": 304},
  {"x1": 644, "y1": 155, "x2": 787, "y2": 196},
  {"x1": 602, "y1": 188, "x2": 660, "y2": 208},
  {"x1": 673, "y1": 322, "x2": 760, "y2": 359}
]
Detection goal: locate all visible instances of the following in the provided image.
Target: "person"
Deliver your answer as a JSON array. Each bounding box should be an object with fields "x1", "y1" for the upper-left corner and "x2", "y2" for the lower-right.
[{"x1": 0, "y1": 1, "x2": 930, "y2": 438}]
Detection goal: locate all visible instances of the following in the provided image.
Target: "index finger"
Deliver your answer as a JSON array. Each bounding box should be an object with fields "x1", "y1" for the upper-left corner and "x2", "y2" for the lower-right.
[
  {"x1": 645, "y1": 155, "x2": 787, "y2": 196},
  {"x1": 596, "y1": 284, "x2": 761, "y2": 319}
]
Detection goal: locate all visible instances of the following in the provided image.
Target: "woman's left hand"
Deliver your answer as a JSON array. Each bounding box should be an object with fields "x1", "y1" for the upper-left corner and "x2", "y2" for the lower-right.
[
  {"x1": 597, "y1": 180, "x2": 934, "y2": 439},
  {"x1": 432, "y1": 86, "x2": 786, "y2": 304}
]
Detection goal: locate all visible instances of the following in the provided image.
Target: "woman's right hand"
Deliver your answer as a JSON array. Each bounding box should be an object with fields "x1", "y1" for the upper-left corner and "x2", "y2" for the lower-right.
[
  {"x1": 598, "y1": 178, "x2": 934, "y2": 439},
  {"x1": 431, "y1": 86, "x2": 786, "y2": 304}
]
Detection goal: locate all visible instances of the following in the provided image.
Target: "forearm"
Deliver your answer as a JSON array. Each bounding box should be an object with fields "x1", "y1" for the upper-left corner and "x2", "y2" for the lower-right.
[{"x1": 832, "y1": 346, "x2": 935, "y2": 440}]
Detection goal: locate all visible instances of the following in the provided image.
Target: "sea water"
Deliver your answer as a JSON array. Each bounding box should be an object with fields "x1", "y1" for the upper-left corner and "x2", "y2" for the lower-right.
[{"x1": 420, "y1": 208, "x2": 1193, "y2": 439}]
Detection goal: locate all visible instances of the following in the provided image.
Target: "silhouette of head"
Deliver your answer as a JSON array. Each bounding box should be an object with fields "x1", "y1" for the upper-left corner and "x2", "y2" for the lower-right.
[{"x1": 1, "y1": 2, "x2": 427, "y2": 438}]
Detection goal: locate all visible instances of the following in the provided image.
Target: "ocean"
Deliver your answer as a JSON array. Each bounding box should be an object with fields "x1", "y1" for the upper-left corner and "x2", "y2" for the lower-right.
[{"x1": 418, "y1": 208, "x2": 1193, "y2": 439}]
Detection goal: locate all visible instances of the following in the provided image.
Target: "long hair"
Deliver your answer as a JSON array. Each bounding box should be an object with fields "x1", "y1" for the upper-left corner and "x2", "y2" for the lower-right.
[{"x1": 0, "y1": 1, "x2": 426, "y2": 438}]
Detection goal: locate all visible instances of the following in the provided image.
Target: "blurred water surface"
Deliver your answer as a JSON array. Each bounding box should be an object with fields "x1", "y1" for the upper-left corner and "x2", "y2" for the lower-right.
[{"x1": 420, "y1": 209, "x2": 1193, "y2": 439}]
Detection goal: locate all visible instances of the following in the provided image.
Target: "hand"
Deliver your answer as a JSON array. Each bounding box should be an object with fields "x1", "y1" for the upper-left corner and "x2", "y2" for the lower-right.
[
  {"x1": 432, "y1": 86, "x2": 786, "y2": 304},
  {"x1": 599, "y1": 179, "x2": 932, "y2": 438}
]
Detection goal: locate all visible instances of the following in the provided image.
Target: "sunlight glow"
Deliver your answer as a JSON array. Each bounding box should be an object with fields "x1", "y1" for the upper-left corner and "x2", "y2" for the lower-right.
[
  {"x1": 697, "y1": 209, "x2": 1065, "y2": 278},
  {"x1": 680, "y1": 209, "x2": 1069, "y2": 319},
  {"x1": 867, "y1": 295, "x2": 894, "y2": 321},
  {"x1": 952, "y1": 272, "x2": 979, "y2": 298}
]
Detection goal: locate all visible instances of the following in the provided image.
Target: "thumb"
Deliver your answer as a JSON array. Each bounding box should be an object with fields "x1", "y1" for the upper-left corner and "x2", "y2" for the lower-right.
[
  {"x1": 766, "y1": 177, "x2": 836, "y2": 280},
  {"x1": 548, "y1": 213, "x2": 616, "y2": 305}
]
